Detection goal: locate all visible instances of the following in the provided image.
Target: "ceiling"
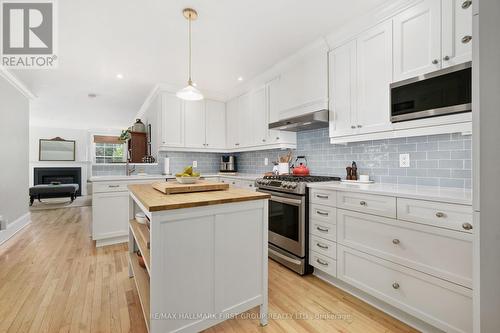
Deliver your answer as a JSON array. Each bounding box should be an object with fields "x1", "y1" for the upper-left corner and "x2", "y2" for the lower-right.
[{"x1": 12, "y1": 0, "x2": 390, "y2": 130}]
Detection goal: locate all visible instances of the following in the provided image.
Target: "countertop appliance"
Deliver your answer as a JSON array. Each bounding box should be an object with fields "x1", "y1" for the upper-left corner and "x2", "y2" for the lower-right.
[
  {"x1": 220, "y1": 155, "x2": 237, "y2": 173},
  {"x1": 255, "y1": 175, "x2": 340, "y2": 275},
  {"x1": 390, "y1": 61, "x2": 471, "y2": 123}
]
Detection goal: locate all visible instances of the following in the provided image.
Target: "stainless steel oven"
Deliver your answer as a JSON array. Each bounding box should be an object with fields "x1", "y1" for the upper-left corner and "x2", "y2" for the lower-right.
[
  {"x1": 257, "y1": 188, "x2": 307, "y2": 274},
  {"x1": 390, "y1": 62, "x2": 472, "y2": 123}
]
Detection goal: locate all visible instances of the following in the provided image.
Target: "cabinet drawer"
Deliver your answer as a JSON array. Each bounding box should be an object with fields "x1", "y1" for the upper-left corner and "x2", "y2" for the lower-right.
[
  {"x1": 310, "y1": 220, "x2": 336, "y2": 242},
  {"x1": 397, "y1": 198, "x2": 473, "y2": 233},
  {"x1": 337, "y1": 209, "x2": 473, "y2": 288},
  {"x1": 93, "y1": 182, "x2": 129, "y2": 193},
  {"x1": 310, "y1": 188, "x2": 336, "y2": 206},
  {"x1": 337, "y1": 245, "x2": 472, "y2": 333},
  {"x1": 309, "y1": 251, "x2": 337, "y2": 277},
  {"x1": 310, "y1": 204, "x2": 336, "y2": 225},
  {"x1": 310, "y1": 235, "x2": 336, "y2": 259},
  {"x1": 337, "y1": 191, "x2": 396, "y2": 218}
]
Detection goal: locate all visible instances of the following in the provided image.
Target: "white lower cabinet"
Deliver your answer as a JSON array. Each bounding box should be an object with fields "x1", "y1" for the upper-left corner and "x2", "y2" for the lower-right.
[
  {"x1": 337, "y1": 245, "x2": 472, "y2": 333},
  {"x1": 336, "y1": 208, "x2": 473, "y2": 288},
  {"x1": 307, "y1": 186, "x2": 473, "y2": 332},
  {"x1": 93, "y1": 191, "x2": 130, "y2": 246}
]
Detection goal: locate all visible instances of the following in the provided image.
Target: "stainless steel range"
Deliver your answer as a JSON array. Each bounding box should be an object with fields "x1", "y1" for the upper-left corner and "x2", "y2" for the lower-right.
[{"x1": 255, "y1": 175, "x2": 340, "y2": 274}]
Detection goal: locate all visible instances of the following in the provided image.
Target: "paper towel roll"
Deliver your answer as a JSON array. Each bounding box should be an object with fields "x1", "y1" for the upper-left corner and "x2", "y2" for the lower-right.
[{"x1": 163, "y1": 157, "x2": 170, "y2": 175}]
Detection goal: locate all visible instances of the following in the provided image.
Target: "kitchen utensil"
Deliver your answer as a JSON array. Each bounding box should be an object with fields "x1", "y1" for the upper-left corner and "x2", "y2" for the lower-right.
[
  {"x1": 292, "y1": 156, "x2": 310, "y2": 176},
  {"x1": 153, "y1": 180, "x2": 229, "y2": 194},
  {"x1": 175, "y1": 176, "x2": 201, "y2": 184},
  {"x1": 278, "y1": 163, "x2": 289, "y2": 175},
  {"x1": 135, "y1": 212, "x2": 147, "y2": 224}
]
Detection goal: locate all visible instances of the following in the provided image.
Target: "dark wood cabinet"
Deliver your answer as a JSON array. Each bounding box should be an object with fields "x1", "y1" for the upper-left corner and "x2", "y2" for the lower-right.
[{"x1": 128, "y1": 131, "x2": 147, "y2": 163}]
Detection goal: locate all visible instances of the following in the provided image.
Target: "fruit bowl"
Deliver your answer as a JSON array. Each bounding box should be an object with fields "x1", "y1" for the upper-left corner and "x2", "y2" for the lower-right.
[{"x1": 176, "y1": 176, "x2": 200, "y2": 184}]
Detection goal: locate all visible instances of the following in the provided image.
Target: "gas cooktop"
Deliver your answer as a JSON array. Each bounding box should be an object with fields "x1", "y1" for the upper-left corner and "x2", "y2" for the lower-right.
[{"x1": 256, "y1": 175, "x2": 341, "y2": 195}]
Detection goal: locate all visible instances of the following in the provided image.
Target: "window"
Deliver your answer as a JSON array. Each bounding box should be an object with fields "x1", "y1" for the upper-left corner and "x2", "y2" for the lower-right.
[{"x1": 95, "y1": 143, "x2": 125, "y2": 163}]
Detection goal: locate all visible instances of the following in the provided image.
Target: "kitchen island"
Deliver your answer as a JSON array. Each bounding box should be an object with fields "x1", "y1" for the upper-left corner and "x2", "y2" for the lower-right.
[{"x1": 127, "y1": 183, "x2": 270, "y2": 333}]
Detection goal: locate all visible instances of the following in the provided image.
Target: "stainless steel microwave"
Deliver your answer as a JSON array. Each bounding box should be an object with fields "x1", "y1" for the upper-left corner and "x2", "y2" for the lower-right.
[{"x1": 390, "y1": 62, "x2": 472, "y2": 123}]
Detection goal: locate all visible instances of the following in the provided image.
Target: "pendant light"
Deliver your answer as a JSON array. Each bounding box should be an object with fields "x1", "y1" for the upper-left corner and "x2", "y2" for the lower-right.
[{"x1": 176, "y1": 8, "x2": 204, "y2": 101}]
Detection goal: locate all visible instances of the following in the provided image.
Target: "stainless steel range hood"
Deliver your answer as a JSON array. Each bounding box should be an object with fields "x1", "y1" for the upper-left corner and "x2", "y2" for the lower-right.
[{"x1": 268, "y1": 110, "x2": 329, "y2": 132}]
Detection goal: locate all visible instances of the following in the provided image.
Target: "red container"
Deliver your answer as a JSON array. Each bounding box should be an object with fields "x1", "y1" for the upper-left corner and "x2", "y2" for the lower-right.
[{"x1": 292, "y1": 156, "x2": 310, "y2": 176}]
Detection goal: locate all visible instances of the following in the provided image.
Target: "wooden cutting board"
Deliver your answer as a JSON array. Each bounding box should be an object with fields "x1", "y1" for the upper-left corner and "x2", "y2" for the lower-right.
[{"x1": 152, "y1": 180, "x2": 229, "y2": 195}]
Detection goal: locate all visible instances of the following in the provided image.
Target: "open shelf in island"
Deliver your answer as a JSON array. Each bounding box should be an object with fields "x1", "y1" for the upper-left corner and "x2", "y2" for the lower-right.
[
  {"x1": 128, "y1": 251, "x2": 150, "y2": 332},
  {"x1": 129, "y1": 219, "x2": 151, "y2": 274}
]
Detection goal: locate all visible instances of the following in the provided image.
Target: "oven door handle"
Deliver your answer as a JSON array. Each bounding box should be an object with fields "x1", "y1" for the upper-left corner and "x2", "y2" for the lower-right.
[
  {"x1": 269, "y1": 247, "x2": 303, "y2": 265},
  {"x1": 269, "y1": 195, "x2": 303, "y2": 206}
]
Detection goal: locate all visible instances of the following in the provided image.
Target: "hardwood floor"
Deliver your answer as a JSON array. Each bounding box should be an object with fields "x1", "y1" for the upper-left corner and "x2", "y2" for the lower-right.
[{"x1": 0, "y1": 207, "x2": 419, "y2": 333}]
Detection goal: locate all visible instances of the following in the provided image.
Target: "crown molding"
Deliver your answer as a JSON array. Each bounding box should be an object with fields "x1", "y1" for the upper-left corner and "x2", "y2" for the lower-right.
[{"x1": 0, "y1": 67, "x2": 36, "y2": 100}]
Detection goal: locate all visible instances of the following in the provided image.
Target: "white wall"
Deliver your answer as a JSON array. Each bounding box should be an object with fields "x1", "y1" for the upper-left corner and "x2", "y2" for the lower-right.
[
  {"x1": 29, "y1": 126, "x2": 90, "y2": 162},
  {"x1": 0, "y1": 74, "x2": 30, "y2": 227}
]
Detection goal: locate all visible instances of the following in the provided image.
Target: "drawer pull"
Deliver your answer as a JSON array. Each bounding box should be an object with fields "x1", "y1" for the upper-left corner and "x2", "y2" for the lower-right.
[
  {"x1": 316, "y1": 258, "x2": 329, "y2": 266},
  {"x1": 360, "y1": 201, "x2": 367, "y2": 206},
  {"x1": 392, "y1": 239, "x2": 400, "y2": 245},
  {"x1": 435, "y1": 212, "x2": 446, "y2": 218},
  {"x1": 316, "y1": 226, "x2": 329, "y2": 232},
  {"x1": 392, "y1": 282, "x2": 400, "y2": 289},
  {"x1": 462, "y1": 222, "x2": 473, "y2": 230},
  {"x1": 462, "y1": 0, "x2": 472, "y2": 9},
  {"x1": 316, "y1": 210, "x2": 329, "y2": 216},
  {"x1": 316, "y1": 194, "x2": 329, "y2": 199},
  {"x1": 316, "y1": 242, "x2": 329, "y2": 250},
  {"x1": 108, "y1": 185, "x2": 120, "y2": 188},
  {"x1": 461, "y1": 35, "x2": 472, "y2": 44}
]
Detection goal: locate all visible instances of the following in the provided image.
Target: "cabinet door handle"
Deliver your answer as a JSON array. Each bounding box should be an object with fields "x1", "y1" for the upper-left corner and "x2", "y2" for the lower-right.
[
  {"x1": 316, "y1": 210, "x2": 329, "y2": 216},
  {"x1": 462, "y1": 0, "x2": 472, "y2": 9},
  {"x1": 316, "y1": 226, "x2": 329, "y2": 232},
  {"x1": 262, "y1": 139, "x2": 266, "y2": 142},
  {"x1": 351, "y1": 125, "x2": 356, "y2": 129},
  {"x1": 443, "y1": 55, "x2": 450, "y2": 61},
  {"x1": 462, "y1": 222, "x2": 473, "y2": 230},
  {"x1": 357, "y1": 125, "x2": 362, "y2": 128},
  {"x1": 316, "y1": 242, "x2": 329, "y2": 250},
  {"x1": 435, "y1": 212, "x2": 446, "y2": 218},
  {"x1": 462, "y1": 35, "x2": 472, "y2": 44},
  {"x1": 108, "y1": 185, "x2": 120, "y2": 188},
  {"x1": 359, "y1": 201, "x2": 367, "y2": 206},
  {"x1": 316, "y1": 194, "x2": 329, "y2": 199},
  {"x1": 392, "y1": 282, "x2": 400, "y2": 289},
  {"x1": 316, "y1": 258, "x2": 329, "y2": 266},
  {"x1": 432, "y1": 59, "x2": 439, "y2": 65},
  {"x1": 392, "y1": 239, "x2": 400, "y2": 245}
]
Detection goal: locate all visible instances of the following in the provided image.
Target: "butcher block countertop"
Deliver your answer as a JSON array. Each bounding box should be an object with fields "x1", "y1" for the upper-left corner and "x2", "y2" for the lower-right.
[{"x1": 128, "y1": 183, "x2": 270, "y2": 212}]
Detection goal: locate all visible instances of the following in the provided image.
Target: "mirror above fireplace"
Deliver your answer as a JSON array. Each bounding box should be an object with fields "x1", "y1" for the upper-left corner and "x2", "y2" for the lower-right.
[{"x1": 39, "y1": 137, "x2": 76, "y2": 161}]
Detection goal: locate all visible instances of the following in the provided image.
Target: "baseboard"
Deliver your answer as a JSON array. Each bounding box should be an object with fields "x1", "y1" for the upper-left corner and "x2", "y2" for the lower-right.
[
  {"x1": 96, "y1": 235, "x2": 128, "y2": 247},
  {"x1": 313, "y1": 270, "x2": 442, "y2": 333},
  {"x1": 0, "y1": 212, "x2": 31, "y2": 246}
]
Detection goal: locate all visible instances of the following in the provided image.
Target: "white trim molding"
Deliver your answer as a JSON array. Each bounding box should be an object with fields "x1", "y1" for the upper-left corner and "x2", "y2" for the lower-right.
[
  {"x1": 0, "y1": 212, "x2": 31, "y2": 246},
  {"x1": 0, "y1": 67, "x2": 36, "y2": 100}
]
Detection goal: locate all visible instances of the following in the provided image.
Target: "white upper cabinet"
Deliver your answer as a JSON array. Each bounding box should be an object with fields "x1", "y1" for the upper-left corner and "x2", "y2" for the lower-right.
[
  {"x1": 393, "y1": 0, "x2": 442, "y2": 81},
  {"x1": 184, "y1": 100, "x2": 206, "y2": 148},
  {"x1": 237, "y1": 93, "x2": 253, "y2": 147},
  {"x1": 356, "y1": 20, "x2": 393, "y2": 134},
  {"x1": 329, "y1": 20, "x2": 393, "y2": 138},
  {"x1": 161, "y1": 92, "x2": 184, "y2": 147},
  {"x1": 251, "y1": 86, "x2": 269, "y2": 145},
  {"x1": 393, "y1": 0, "x2": 472, "y2": 81},
  {"x1": 329, "y1": 40, "x2": 357, "y2": 138},
  {"x1": 226, "y1": 98, "x2": 240, "y2": 149},
  {"x1": 441, "y1": 0, "x2": 472, "y2": 68},
  {"x1": 205, "y1": 100, "x2": 226, "y2": 149},
  {"x1": 273, "y1": 41, "x2": 329, "y2": 120}
]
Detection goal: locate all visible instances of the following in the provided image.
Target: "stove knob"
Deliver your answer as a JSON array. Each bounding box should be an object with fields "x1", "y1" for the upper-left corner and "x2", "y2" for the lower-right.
[{"x1": 291, "y1": 183, "x2": 297, "y2": 189}]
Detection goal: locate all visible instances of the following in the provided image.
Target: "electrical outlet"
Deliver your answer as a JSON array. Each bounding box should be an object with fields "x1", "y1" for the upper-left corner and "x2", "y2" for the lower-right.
[
  {"x1": 264, "y1": 158, "x2": 268, "y2": 166},
  {"x1": 192, "y1": 161, "x2": 197, "y2": 168},
  {"x1": 399, "y1": 154, "x2": 410, "y2": 168}
]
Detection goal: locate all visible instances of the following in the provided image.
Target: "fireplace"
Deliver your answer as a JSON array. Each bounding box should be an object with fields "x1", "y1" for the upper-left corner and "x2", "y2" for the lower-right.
[{"x1": 34, "y1": 167, "x2": 82, "y2": 197}]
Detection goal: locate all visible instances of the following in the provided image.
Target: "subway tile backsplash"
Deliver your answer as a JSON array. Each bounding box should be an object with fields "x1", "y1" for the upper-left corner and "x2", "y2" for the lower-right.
[
  {"x1": 237, "y1": 128, "x2": 472, "y2": 189},
  {"x1": 92, "y1": 128, "x2": 472, "y2": 189}
]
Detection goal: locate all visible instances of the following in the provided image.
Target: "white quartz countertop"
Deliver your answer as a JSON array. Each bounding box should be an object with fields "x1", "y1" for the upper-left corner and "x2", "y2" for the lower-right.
[
  {"x1": 307, "y1": 182, "x2": 472, "y2": 205},
  {"x1": 89, "y1": 173, "x2": 262, "y2": 183},
  {"x1": 89, "y1": 174, "x2": 170, "y2": 182}
]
